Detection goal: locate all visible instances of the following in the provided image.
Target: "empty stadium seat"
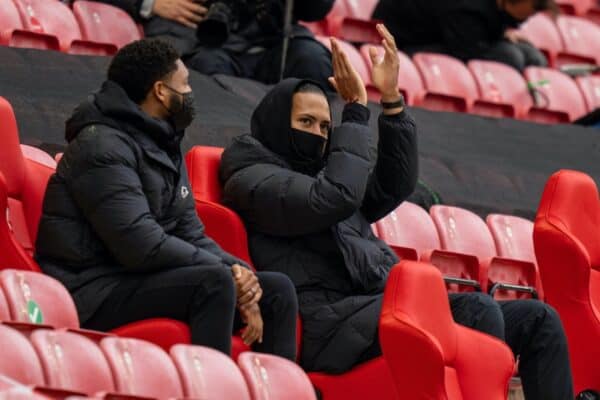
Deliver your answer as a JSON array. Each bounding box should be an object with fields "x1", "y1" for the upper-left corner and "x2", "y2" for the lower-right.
[
  {"x1": 170, "y1": 344, "x2": 251, "y2": 399},
  {"x1": 556, "y1": 0, "x2": 596, "y2": 16},
  {"x1": 0, "y1": 325, "x2": 45, "y2": 386},
  {"x1": 359, "y1": 46, "x2": 426, "y2": 105},
  {"x1": 556, "y1": 16, "x2": 600, "y2": 65},
  {"x1": 519, "y1": 13, "x2": 564, "y2": 67},
  {"x1": 73, "y1": 1, "x2": 141, "y2": 49},
  {"x1": 430, "y1": 206, "x2": 541, "y2": 300},
  {"x1": 576, "y1": 75, "x2": 600, "y2": 112},
  {"x1": 186, "y1": 145, "x2": 400, "y2": 400},
  {"x1": 29, "y1": 330, "x2": 115, "y2": 395},
  {"x1": 12, "y1": 0, "x2": 117, "y2": 55},
  {"x1": 315, "y1": 37, "x2": 370, "y2": 87},
  {"x1": 100, "y1": 337, "x2": 183, "y2": 399},
  {"x1": 413, "y1": 53, "x2": 509, "y2": 115},
  {"x1": 533, "y1": 170, "x2": 600, "y2": 395},
  {"x1": 238, "y1": 352, "x2": 316, "y2": 400},
  {"x1": 19, "y1": 146, "x2": 56, "y2": 169},
  {"x1": 380, "y1": 261, "x2": 515, "y2": 399},
  {"x1": 325, "y1": 0, "x2": 380, "y2": 44},
  {"x1": 524, "y1": 67, "x2": 588, "y2": 122},
  {"x1": 0, "y1": 0, "x2": 59, "y2": 50}
]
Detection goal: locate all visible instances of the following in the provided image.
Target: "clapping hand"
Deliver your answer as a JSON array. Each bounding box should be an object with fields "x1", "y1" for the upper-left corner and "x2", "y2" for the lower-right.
[
  {"x1": 328, "y1": 38, "x2": 368, "y2": 106},
  {"x1": 367, "y1": 24, "x2": 402, "y2": 105}
]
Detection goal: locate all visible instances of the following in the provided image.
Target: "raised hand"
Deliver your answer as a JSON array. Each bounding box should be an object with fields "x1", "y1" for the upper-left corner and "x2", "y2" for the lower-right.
[
  {"x1": 368, "y1": 24, "x2": 401, "y2": 103},
  {"x1": 152, "y1": 0, "x2": 207, "y2": 29},
  {"x1": 328, "y1": 38, "x2": 368, "y2": 106}
]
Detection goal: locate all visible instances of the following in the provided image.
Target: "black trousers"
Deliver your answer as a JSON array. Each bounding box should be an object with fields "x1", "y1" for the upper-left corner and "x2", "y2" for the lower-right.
[
  {"x1": 84, "y1": 265, "x2": 298, "y2": 361},
  {"x1": 185, "y1": 37, "x2": 333, "y2": 88},
  {"x1": 402, "y1": 40, "x2": 547, "y2": 72},
  {"x1": 449, "y1": 293, "x2": 574, "y2": 400}
]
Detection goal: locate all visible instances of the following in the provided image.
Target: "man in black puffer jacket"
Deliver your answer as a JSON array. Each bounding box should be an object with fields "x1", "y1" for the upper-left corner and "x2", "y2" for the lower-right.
[
  {"x1": 35, "y1": 39, "x2": 298, "y2": 360},
  {"x1": 220, "y1": 26, "x2": 574, "y2": 400}
]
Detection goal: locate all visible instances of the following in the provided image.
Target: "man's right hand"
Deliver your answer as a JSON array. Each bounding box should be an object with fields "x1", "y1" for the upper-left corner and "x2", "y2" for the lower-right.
[
  {"x1": 232, "y1": 264, "x2": 263, "y2": 311},
  {"x1": 328, "y1": 38, "x2": 368, "y2": 106},
  {"x1": 152, "y1": 0, "x2": 207, "y2": 29}
]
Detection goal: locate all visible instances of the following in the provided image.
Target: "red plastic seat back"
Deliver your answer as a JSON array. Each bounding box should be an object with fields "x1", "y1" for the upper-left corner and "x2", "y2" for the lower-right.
[
  {"x1": 20, "y1": 146, "x2": 56, "y2": 169},
  {"x1": 556, "y1": 0, "x2": 596, "y2": 15},
  {"x1": 100, "y1": 337, "x2": 183, "y2": 399},
  {"x1": 0, "y1": 270, "x2": 79, "y2": 329},
  {"x1": 185, "y1": 146, "x2": 224, "y2": 203},
  {"x1": 524, "y1": 67, "x2": 588, "y2": 121},
  {"x1": 487, "y1": 214, "x2": 536, "y2": 262},
  {"x1": 73, "y1": 1, "x2": 141, "y2": 49},
  {"x1": 13, "y1": 0, "x2": 82, "y2": 48},
  {"x1": 0, "y1": 324, "x2": 45, "y2": 386},
  {"x1": 468, "y1": 60, "x2": 533, "y2": 118},
  {"x1": 30, "y1": 330, "x2": 115, "y2": 394},
  {"x1": 519, "y1": 13, "x2": 564, "y2": 61},
  {"x1": 557, "y1": 15, "x2": 600, "y2": 63},
  {"x1": 345, "y1": 0, "x2": 378, "y2": 20},
  {"x1": 0, "y1": 288, "x2": 10, "y2": 320},
  {"x1": 413, "y1": 53, "x2": 479, "y2": 109},
  {"x1": 328, "y1": 0, "x2": 350, "y2": 19},
  {"x1": 170, "y1": 344, "x2": 251, "y2": 400},
  {"x1": 376, "y1": 202, "x2": 440, "y2": 252},
  {"x1": 576, "y1": 75, "x2": 600, "y2": 112},
  {"x1": 316, "y1": 36, "x2": 370, "y2": 85},
  {"x1": 0, "y1": 0, "x2": 24, "y2": 42},
  {"x1": 430, "y1": 205, "x2": 497, "y2": 260},
  {"x1": 238, "y1": 352, "x2": 316, "y2": 400}
]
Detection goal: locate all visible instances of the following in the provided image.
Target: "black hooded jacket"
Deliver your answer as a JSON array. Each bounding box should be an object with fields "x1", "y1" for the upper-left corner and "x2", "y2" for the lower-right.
[
  {"x1": 35, "y1": 81, "x2": 246, "y2": 323},
  {"x1": 219, "y1": 79, "x2": 418, "y2": 372}
]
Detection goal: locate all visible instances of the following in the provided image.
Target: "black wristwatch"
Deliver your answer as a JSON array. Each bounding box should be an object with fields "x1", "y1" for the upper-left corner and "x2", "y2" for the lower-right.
[{"x1": 380, "y1": 94, "x2": 405, "y2": 109}]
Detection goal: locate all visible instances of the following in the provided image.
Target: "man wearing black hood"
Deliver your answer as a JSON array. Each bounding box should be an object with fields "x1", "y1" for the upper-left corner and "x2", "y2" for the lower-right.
[
  {"x1": 220, "y1": 25, "x2": 574, "y2": 400},
  {"x1": 373, "y1": 0, "x2": 555, "y2": 71},
  {"x1": 35, "y1": 38, "x2": 298, "y2": 360}
]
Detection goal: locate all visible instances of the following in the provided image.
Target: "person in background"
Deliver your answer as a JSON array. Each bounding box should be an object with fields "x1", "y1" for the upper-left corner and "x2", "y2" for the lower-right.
[
  {"x1": 99, "y1": 0, "x2": 334, "y2": 87},
  {"x1": 35, "y1": 39, "x2": 298, "y2": 361},
  {"x1": 373, "y1": 0, "x2": 556, "y2": 71}
]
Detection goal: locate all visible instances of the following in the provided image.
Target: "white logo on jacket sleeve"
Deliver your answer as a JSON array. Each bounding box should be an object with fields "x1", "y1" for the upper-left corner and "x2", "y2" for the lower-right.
[{"x1": 181, "y1": 186, "x2": 190, "y2": 199}]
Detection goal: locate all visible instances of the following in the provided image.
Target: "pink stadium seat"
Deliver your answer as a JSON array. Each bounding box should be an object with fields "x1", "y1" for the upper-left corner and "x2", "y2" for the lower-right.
[
  {"x1": 556, "y1": 0, "x2": 597, "y2": 15},
  {"x1": 0, "y1": 288, "x2": 10, "y2": 321},
  {"x1": 556, "y1": 15, "x2": 600, "y2": 64},
  {"x1": 534, "y1": 170, "x2": 600, "y2": 395},
  {"x1": 73, "y1": 1, "x2": 141, "y2": 49},
  {"x1": 380, "y1": 261, "x2": 514, "y2": 400},
  {"x1": 29, "y1": 330, "x2": 115, "y2": 395},
  {"x1": 412, "y1": 53, "x2": 478, "y2": 114},
  {"x1": 19, "y1": 146, "x2": 56, "y2": 169},
  {"x1": 100, "y1": 337, "x2": 183, "y2": 399},
  {"x1": 360, "y1": 46, "x2": 426, "y2": 105},
  {"x1": 430, "y1": 206, "x2": 541, "y2": 300},
  {"x1": 0, "y1": 0, "x2": 59, "y2": 50},
  {"x1": 325, "y1": 0, "x2": 380, "y2": 44},
  {"x1": 524, "y1": 67, "x2": 588, "y2": 122},
  {"x1": 316, "y1": 37, "x2": 370, "y2": 87},
  {"x1": 186, "y1": 146, "x2": 399, "y2": 400},
  {"x1": 519, "y1": 13, "x2": 564, "y2": 67},
  {"x1": 12, "y1": 0, "x2": 117, "y2": 55},
  {"x1": 576, "y1": 75, "x2": 600, "y2": 111},
  {"x1": 0, "y1": 325, "x2": 45, "y2": 386},
  {"x1": 238, "y1": 352, "x2": 316, "y2": 400},
  {"x1": 170, "y1": 344, "x2": 251, "y2": 399}
]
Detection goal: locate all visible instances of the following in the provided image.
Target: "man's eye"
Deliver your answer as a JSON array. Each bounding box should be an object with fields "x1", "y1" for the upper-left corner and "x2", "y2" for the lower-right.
[{"x1": 301, "y1": 118, "x2": 311, "y2": 125}]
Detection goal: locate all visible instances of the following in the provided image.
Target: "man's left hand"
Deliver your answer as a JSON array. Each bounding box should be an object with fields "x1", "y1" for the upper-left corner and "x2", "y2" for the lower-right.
[
  {"x1": 232, "y1": 264, "x2": 263, "y2": 310},
  {"x1": 368, "y1": 24, "x2": 401, "y2": 103}
]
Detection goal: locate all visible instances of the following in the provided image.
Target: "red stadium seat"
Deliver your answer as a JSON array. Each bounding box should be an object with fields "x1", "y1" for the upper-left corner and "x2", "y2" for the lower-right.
[
  {"x1": 360, "y1": 46, "x2": 426, "y2": 105},
  {"x1": 325, "y1": 0, "x2": 380, "y2": 44},
  {"x1": 315, "y1": 37, "x2": 370, "y2": 87},
  {"x1": 556, "y1": 15, "x2": 600, "y2": 64},
  {"x1": 0, "y1": 325, "x2": 45, "y2": 386},
  {"x1": 0, "y1": 0, "x2": 59, "y2": 50},
  {"x1": 524, "y1": 67, "x2": 588, "y2": 122},
  {"x1": 238, "y1": 352, "x2": 316, "y2": 400},
  {"x1": 300, "y1": 21, "x2": 327, "y2": 36},
  {"x1": 430, "y1": 206, "x2": 541, "y2": 300},
  {"x1": 19, "y1": 146, "x2": 56, "y2": 169},
  {"x1": 519, "y1": 13, "x2": 564, "y2": 67},
  {"x1": 533, "y1": 170, "x2": 600, "y2": 395},
  {"x1": 29, "y1": 330, "x2": 115, "y2": 395},
  {"x1": 186, "y1": 146, "x2": 400, "y2": 400},
  {"x1": 556, "y1": 0, "x2": 596, "y2": 15},
  {"x1": 380, "y1": 261, "x2": 514, "y2": 400},
  {"x1": 576, "y1": 75, "x2": 600, "y2": 112},
  {"x1": 12, "y1": 0, "x2": 117, "y2": 55},
  {"x1": 170, "y1": 344, "x2": 251, "y2": 399},
  {"x1": 100, "y1": 337, "x2": 183, "y2": 399},
  {"x1": 0, "y1": 288, "x2": 10, "y2": 321},
  {"x1": 413, "y1": 53, "x2": 494, "y2": 115},
  {"x1": 73, "y1": 1, "x2": 141, "y2": 49},
  {"x1": 375, "y1": 202, "x2": 440, "y2": 260}
]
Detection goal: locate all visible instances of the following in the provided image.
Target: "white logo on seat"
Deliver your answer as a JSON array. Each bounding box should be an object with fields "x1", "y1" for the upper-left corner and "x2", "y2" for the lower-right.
[{"x1": 181, "y1": 186, "x2": 189, "y2": 199}]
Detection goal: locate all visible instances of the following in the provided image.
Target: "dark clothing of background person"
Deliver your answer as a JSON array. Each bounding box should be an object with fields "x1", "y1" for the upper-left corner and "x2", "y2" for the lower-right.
[
  {"x1": 372, "y1": 0, "x2": 547, "y2": 71},
  {"x1": 219, "y1": 78, "x2": 419, "y2": 373},
  {"x1": 99, "y1": 0, "x2": 334, "y2": 86},
  {"x1": 34, "y1": 80, "x2": 298, "y2": 360}
]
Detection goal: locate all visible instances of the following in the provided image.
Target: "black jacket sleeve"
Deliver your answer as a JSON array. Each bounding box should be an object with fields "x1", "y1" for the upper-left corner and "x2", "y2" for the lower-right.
[
  {"x1": 294, "y1": 0, "x2": 334, "y2": 22},
  {"x1": 223, "y1": 104, "x2": 373, "y2": 237},
  {"x1": 360, "y1": 110, "x2": 418, "y2": 223},
  {"x1": 67, "y1": 131, "x2": 225, "y2": 271}
]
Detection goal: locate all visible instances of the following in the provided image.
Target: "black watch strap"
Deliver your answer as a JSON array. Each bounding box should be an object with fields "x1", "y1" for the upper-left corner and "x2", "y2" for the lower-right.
[{"x1": 381, "y1": 95, "x2": 405, "y2": 109}]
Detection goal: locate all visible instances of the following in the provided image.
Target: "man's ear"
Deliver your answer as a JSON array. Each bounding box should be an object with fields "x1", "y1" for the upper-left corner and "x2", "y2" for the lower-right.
[{"x1": 153, "y1": 81, "x2": 168, "y2": 104}]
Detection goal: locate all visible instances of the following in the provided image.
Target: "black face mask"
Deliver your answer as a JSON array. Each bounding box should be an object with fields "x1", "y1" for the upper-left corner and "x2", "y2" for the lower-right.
[
  {"x1": 164, "y1": 84, "x2": 196, "y2": 132},
  {"x1": 290, "y1": 128, "x2": 327, "y2": 175}
]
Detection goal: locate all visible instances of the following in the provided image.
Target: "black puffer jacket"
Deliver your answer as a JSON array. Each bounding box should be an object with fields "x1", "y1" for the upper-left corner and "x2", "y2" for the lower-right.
[
  {"x1": 35, "y1": 81, "x2": 245, "y2": 324},
  {"x1": 219, "y1": 79, "x2": 418, "y2": 373}
]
